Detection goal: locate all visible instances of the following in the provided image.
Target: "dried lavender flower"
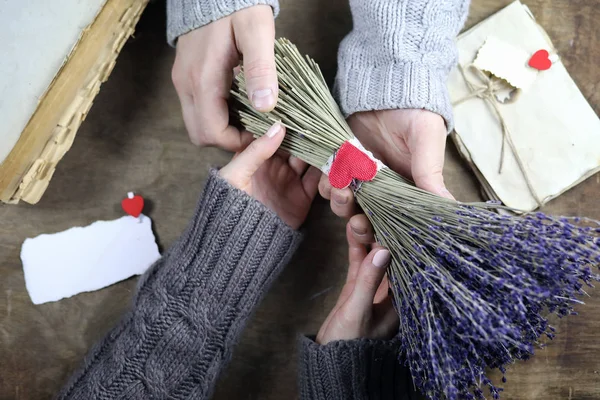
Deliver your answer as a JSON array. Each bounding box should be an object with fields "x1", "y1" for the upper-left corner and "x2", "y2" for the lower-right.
[
  {"x1": 361, "y1": 172, "x2": 600, "y2": 399},
  {"x1": 230, "y1": 38, "x2": 600, "y2": 400}
]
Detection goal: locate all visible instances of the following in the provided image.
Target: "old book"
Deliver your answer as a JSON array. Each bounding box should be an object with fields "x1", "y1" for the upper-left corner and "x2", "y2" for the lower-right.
[
  {"x1": 448, "y1": 1, "x2": 600, "y2": 212},
  {"x1": 0, "y1": 0, "x2": 149, "y2": 204}
]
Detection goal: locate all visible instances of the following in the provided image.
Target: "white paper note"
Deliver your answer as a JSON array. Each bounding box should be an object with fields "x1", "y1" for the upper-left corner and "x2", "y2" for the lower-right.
[
  {"x1": 473, "y1": 36, "x2": 538, "y2": 91},
  {"x1": 21, "y1": 214, "x2": 161, "y2": 305}
]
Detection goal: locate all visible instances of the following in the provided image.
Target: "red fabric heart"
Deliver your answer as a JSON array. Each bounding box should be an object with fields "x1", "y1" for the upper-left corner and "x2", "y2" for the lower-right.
[
  {"x1": 328, "y1": 141, "x2": 378, "y2": 189},
  {"x1": 122, "y1": 195, "x2": 144, "y2": 217},
  {"x1": 528, "y1": 49, "x2": 552, "y2": 71}
]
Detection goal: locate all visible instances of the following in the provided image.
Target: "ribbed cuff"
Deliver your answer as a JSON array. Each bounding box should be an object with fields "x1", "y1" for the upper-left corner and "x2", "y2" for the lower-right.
[
  {"x1": 161, "y1": 169, "x2": 302, "y2": 310},
  {"x1": 167, "y1": 0, "x2": 280, "y2": 46},
  {"x1": 335, "y1": 60, "x2": 455, "y2": 133},
  {"x1": 298, "y1": 335, "x2": 419, "y2": 400}
]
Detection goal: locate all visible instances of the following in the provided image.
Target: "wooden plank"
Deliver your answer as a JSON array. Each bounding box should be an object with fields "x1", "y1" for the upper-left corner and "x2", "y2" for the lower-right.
[{"x1": 0, "y1": 1, "x2": 598, "y2": 399}]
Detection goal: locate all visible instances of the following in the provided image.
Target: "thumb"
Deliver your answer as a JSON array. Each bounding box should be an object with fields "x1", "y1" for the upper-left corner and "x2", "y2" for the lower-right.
[
  {"x1": 234, "y1": 6, "x2": 278, "y2": 112},
  {"x1": 220, "y1": 123, "x2": 285, "y2": 188},
  {"x1": 409, "y1": 128, "x2": 455, "y2": 200},
  {"x1": 413, "y1": 169, "x2": 454, "y2": 200},
  {"x1": 347, "y1": 248, "x2": 391, "y2": 316}
]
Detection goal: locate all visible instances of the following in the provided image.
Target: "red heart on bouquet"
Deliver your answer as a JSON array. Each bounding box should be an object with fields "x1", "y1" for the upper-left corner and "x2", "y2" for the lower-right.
[
  {"x1": 328, "y1": 142, "x2": 378, "y2": 189},
  {"x1": 121, "y1": 194, "x2": 144, "y2": 217},
  {"x1": 528, "y1": 49, "x2": 552, "y2": 71}
]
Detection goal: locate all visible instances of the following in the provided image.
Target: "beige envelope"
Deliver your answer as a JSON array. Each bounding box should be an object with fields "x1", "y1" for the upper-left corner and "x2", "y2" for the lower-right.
[{"x1": 448, "y1": 0, "x2": 600, "y2": 212}]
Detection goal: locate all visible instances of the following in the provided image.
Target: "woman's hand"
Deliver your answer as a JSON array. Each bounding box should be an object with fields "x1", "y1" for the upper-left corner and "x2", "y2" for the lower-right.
[
  {"x1": 219, "y1": 123, "x2": 321, "y2": 229},
  {"x1": 316, "y1": 215, "x2": 399, "y2": 344},
  {"x1": 319, "y1": 109, "x2": 454, "y2": 219},
  {"x1": 172, "y1": 5, "x2": 278, "y2": 151}
]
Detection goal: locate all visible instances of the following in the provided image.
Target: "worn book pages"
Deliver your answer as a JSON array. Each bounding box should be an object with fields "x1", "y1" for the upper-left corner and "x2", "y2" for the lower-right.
[
  {"x1": 0, "y1": 0, "x2": 107, "y2": 165},
  {"x1": 0, "y1": 0, "x2": 149, "y2": 205},
  {"x1": 448, "y1": 1, "x2": 600, "y2": 212}
]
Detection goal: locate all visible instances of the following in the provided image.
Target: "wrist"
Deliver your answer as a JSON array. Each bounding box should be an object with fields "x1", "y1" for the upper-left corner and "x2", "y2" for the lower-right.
[
  {"x1": 335, "y1": 61, "x2": 454, "y2": 133},
  {"x1": 167, "y1": 0, "x2": 280, "y2": 46}
]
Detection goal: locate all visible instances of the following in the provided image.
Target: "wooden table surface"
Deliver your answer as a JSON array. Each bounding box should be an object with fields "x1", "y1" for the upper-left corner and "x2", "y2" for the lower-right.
[{"x1": 1, "y1": 1, "x2": 599, "y2": 398}]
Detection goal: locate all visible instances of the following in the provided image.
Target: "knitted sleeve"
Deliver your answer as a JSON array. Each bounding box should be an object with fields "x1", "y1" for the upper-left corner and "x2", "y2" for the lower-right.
[
  {"x1": 335, "y1": 0, "x2": 470, "y2": 132},
  {"x1": 298, "y1": 335, "x2": 421, "y2": 400},
  {"x1": 167, "y1": 0, "x2": 280, "y2": 46},
  {"x1": 56, "y1": 170, "x2": 302, "y2": 399}
]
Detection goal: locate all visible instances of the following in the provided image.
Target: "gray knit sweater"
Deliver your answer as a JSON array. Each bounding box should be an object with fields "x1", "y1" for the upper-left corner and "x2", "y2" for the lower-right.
[
  {"x1": 166, "y1": 0, "x2": 470, "y2": 131},
  {"x1": 57, "y1": 171, "x2": 413, "y2": 399}
]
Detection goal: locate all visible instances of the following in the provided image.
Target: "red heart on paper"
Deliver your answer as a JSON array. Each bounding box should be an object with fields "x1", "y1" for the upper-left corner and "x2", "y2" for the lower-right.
[
  {"x1": 121, "y1": 195, "x2": 144, "y2": 217},
  {"x1": 328, "y1": 142, "x2": 378, "y2": 189},
  {"x1": 528, "y1": 49, "x2": 552, "y2": 71}
]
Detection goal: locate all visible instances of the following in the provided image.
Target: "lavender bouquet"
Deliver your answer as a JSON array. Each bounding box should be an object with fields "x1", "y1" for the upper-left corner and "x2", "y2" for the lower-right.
[{"x1": 231, "y1": 39, "x2": 600, "y2": 400}]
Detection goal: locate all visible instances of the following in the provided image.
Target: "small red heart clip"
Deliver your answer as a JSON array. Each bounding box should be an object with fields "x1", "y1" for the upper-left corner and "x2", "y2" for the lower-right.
[
  {"x1": 328, "y1": 142, "x2": 378, "y2": 189},
  {"x1": 122, "y1": 192, "x2": 144, "y2": 218},
  {"x1": 528, "y1": 49, "x2": 552, "y2": 71}
]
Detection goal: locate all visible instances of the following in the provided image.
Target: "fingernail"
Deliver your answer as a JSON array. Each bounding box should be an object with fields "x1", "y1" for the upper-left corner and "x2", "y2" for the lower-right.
[
  {"x1": 333, "y1": 193, "x2": 348, "y2": 205},
  {"x1": 350, "y1": 223, "x2": 367, "y2": 236},
  {"x1": 252, "y1": 88, "x2": 275, "y2": 109},
  {"x1": 266, "y1": 123, "x2": 281, "y2": 138},
  {"x1": 372, "y1": 249, "x2": 390, "y2": 268}
]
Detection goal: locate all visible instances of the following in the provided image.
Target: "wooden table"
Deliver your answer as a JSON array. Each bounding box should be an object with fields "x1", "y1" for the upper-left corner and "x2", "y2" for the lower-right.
[{"x1": 1, "y1": 1, "x2": 598, "y2": 398}]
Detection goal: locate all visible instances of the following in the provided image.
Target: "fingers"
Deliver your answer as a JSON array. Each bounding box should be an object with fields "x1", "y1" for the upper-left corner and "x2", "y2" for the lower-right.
[
  {"x1": 219, "y1": 123, "x2": 285, "y2": 188},
  {"x1": 191, "y1": 54, "x2": 242, "y2": 151},
  {"x1": 331, "y1": 187, "x2": 357, "y2": 218},
  {"x1": 373, "y1": 274, "x2": 390, "y2": 303},
  {"x1": 284, "y1": 153, "x2": 320, "y2": 200},
  {"x1": 345, "y1": 221, "x2": 369, "y2": 284},
  {"x1": 239, "y1": 130, "x2": 256, "y2": 150},
  {"x1": 348, "y1": 214, "x2": 375, "y2": 244},
  {"x1": 347, "y1": 248, "x2": 391, "y2": 315},
  {"x1": 179, "y1": 95, "x2": 198, "y2": 143},
  {"x1": 288, "y1": 156, "x2": 307, "y2": 175},
  {"x1": 318, "y1": 174, "x2": 331, "y2": 199},
  {"x1": 317, "y1": 232, "x2": 394, "y2": 346},
  {"x1": 318, "y1": 175, "x2": 357, "y2": 218},
  {"x1": 172, "y1": 22, "x2": 244, "y2": 151},
  {"x1": 193, "y1": 99, "x2": 244, "y2": 151},
  {"x1": 373, "y1": 297, "x2": 400, "y2": 339},
  {"x1": 233, "y1": 6, "x2": 278, "y2": 112},
  {"x1": 408, "y1": 115, "x2": 455, "y2": 200},
  {"x1": 302, "y1": 167, "x2": 322, "y2": 200}
]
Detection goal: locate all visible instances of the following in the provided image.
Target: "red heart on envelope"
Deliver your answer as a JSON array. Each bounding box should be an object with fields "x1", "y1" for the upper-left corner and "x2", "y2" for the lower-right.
[
  {"x1": 328, "y1": 142, "x2": 378, "y2": 189},
  {"x1": 122, "y1": 195, "x2": 144, "y2": 218},
  {"x1": 528, "y1": 49, "x2": 552, "y2": 71}
]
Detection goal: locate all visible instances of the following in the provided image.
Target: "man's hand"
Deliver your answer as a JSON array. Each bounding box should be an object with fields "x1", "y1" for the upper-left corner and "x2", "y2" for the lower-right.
[
  {"x1": 319, "y1": 109, "x2": 454, "y2": 219},
  {"x1": 172, "y1": 5, "x2": 278, "y2": 151}
]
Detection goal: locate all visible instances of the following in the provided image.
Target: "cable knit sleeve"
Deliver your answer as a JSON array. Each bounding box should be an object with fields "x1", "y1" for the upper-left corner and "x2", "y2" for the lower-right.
[
  {"x1": 167, "y1": 0, "x2": 280, "y2": 46},
  {"x1": 335, "y1": 0, "x2": 470, "y2": 132},
  {"x1": 56, "y1": 170, "x2": 302, "y2": 400}
]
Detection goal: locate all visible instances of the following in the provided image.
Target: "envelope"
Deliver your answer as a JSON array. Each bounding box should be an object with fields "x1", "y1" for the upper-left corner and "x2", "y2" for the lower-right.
[{"x1": 448, "y1": 0, "x2": 600, "y2": 212}]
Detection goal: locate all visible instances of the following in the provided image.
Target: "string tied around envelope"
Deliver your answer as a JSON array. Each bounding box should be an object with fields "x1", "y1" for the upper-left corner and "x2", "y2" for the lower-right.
[{"x1": 452, "y1": 64, "x2": 543, "y2": 207}]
